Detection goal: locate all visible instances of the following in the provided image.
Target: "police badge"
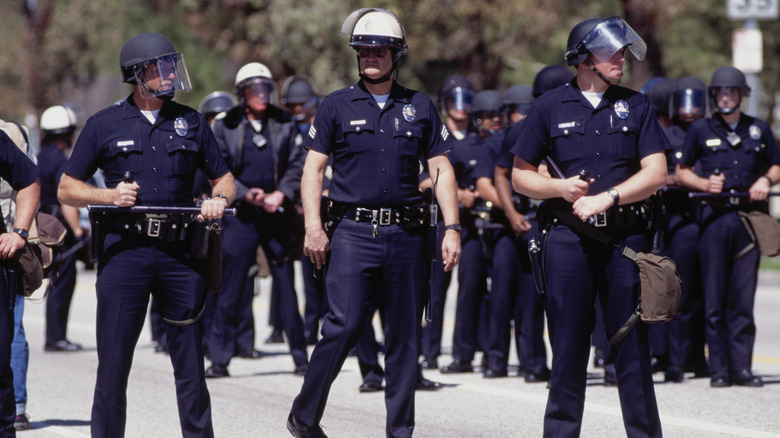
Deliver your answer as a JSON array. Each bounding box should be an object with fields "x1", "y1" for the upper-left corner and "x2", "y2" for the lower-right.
[
  {"x1": 174, "y1": 117, "x2": 188, "y2": 137},
  {"x1": 749, "y1": 125, "x2": 761, "y2": 140},
  {"x1": 614, "y1": 100, "x2": 629, "y2": 120},
  {"x1": 402, "y1": 105, "x2": 416, "y2": 122}
]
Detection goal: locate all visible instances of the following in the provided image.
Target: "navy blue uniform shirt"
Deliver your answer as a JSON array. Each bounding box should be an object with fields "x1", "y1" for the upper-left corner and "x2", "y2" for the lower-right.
[
  {"x1": 512, "y1": 80, "x2": 667, "y2": 192},
  {"x1": 495, "y1": 120, "x2": 523, "y2": 170},
  {"x1": 38, "y1": 142, "x2": 67, "y2": 209},
  {"x1": 65, "y1": 96, "x2": 229, "y2": 206},
  {"x1": 679, "y1": 113, "x2": 780, "y2": 191},
  {"x1": 304, "y1": 81, "x2": 450, "y2": 207},
  {"x1": 448, "y1": 130, "x2": 487, "y2": 190},
  {"x1": 0, "y1": 131, "x2": 38, "y2": 191},
  {"x1": 473, "y1": 131, "x2": 503, "y2": 181}
]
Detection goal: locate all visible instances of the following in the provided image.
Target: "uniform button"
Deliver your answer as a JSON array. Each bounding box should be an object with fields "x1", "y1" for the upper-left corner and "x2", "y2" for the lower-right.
[
  {"x1": 154, "y1": 188, "x2": 159, "y2": 194},
  {"x1": 407, "y1": 131, "x2": 412, "y2": 136},
  {"x1": 153, "y1": 167, "x2": 158, "y2": 173},
  {"x1": 382, "y1": 169, "x2": 387, "y2": 173},
  {"x1": 564, "y1": 129, "x2": 569, "y2": 135},
  {"x1": 596, "y1": 152, "x2": 602, "y2": 158},
  {"x1": 623, "y1": 126, "x2": 628, "y2": 132},
  {"x1": 597, "y1": 175, "x2": 603, "y2": 180},
  {"x1": 733, "y1": 160, "x2": 739, "y2": 165},
  {"x1": 383, "y1": 189, "x2": 388, "y2": 193},
  {"x1": 122, "y1": 147, "x2": 128, "y2": 152},
  {"x1": 152, "y1": 146, "x2": 157, "y2": 151},
  {"x1": 381, "y1": 149, "x2": 386, "y2": 154},
  {"x1": 380, "y1": 129, "x2": 385, "y2": 133},
  {"x1": 356, "y1": 127, "x2": 361, "y2": 132},
  {"x1": 596, "y1": 130, "x2": 600, "y2": 135}
]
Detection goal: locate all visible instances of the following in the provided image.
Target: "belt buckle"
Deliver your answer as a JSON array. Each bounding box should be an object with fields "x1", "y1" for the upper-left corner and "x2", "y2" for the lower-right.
[
  {"x1": 379, "y1": 208, "x2": 392, "y2": 226},
  {"x1": 147, "y1": 218, "x2": 161, "y2": 237},
  {"x1": 593, "y1": 212, "x2": 607, "y2": 227}
]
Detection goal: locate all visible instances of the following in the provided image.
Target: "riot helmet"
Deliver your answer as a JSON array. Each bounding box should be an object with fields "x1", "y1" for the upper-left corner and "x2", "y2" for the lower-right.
[
  {"x1": 235, "y1": 62, "x2": 275, "y2": 107},
  {"x1": 503, "y1": 85, "x2": 533, "y2": 120},
  {"x1": 532, "y1": 65, "x2": 574, "y2": 98},
  {"x1": 643, "y1": 77, "x2": 677, "y2": 119},
  {"x1": 342, "y1": 8, "x2": 407, "y2": 84},
  {"x1": 199, "y1": 91, "x2": 237, "y2": 120},
  {"x1": 472, "y1": 90, "x2": 505, "y2": 136},
  {"x1": 439, "y1": 75, "x2": 474, "y2": 114},
  {"x1": 281, "y1": 75, "x2": 319, "y2": 122},
  {"x1": 40, "y1": 105, "x2": 77, "y2": 136},
  {"x1": 709, "y1": 66, "x2": 750, "y2": 115},
  {"x1": 564, "y1": 17, "x2": 646, "y2": 66},
  {"x1": 674, "y1": 76, "x2": 707, "y2": 123},
  {"x1": 119, "y1": 33, "x2": 192, "y2": 100}
]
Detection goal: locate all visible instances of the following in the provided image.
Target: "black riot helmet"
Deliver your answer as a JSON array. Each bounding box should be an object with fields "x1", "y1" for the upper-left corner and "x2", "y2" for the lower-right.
[
  {"x1": 532, "y1": 65, "x2": 574, "y2": 98},
  {"x1": 119, "y1": 33, "x2": 192, "y2": 100},
  {"x1": 198, "y1": 91, "x2": 237, "y2": 120},
  {"x1": 472, "y1": 90, "x2": 505, "y2": 136},
  {"x1": 438, "y1": 75, "x2": 474, "y2": 113},
  {"x1": 281, "y1": 75, "x2": 319, "y2": 121},
  {"x1": 643, "y1": 77, "x2": 677, "y2": 119},
  {"x1": 503, "y1": 85, "x2": 533, "y2": 120},
  {"x1": 674, "y1": 76, "x2": 707, "y2": 122},
  {"x1": 709, "y1": 66, "x2": 750, "y2": 115},
  {"x1": 564, "y1": 17, "x2": 647, "y2": 85}
]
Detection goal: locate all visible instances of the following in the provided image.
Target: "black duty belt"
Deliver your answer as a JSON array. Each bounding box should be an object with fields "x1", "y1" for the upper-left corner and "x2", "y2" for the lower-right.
[
  {"x1": 341, "y1": 205, "x2": 428, "y2": 228},
  {"x1": 109, "y1": 213, "x2": 194, "y2": 242}
]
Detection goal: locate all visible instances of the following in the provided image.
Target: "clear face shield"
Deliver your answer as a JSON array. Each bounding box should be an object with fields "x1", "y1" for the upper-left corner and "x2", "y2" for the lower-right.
[
  {"x1": 581, "y1": 17, "x2": 647, "y2": 63},
  {"x1": 448, "y1": 87, "x2": 473, "y2": 112},
  {"x1": 242, "y1": 79, "x2": 274, "y2": 105},
  {"x1": 675, "y1": 89, "x2": 704, "y2": 118},
  {"x1": 134, "y1": 54, "x2": 192, "y2": 100}
]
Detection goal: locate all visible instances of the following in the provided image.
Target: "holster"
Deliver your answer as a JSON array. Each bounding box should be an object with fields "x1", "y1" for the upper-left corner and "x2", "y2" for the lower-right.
[{"x1": 190, "y1": 221, "x2": 223, "y2": 294}]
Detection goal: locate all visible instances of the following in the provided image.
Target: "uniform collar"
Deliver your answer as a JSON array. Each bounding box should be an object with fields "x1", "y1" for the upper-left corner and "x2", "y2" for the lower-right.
[
  {"x1": 349, "y1": 81, "x2": 411, "y2": 105},
  {"x1": 122, "y1": 94, "x2": 174, "y2": 124},
  {"x1": 563, "y1": 78, "x2": 624, "y2": 110}
]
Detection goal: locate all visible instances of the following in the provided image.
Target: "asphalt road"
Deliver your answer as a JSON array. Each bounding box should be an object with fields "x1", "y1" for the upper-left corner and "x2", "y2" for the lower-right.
[{"x1": 13, "y1": 264, "x2": 780, "y2": 437}]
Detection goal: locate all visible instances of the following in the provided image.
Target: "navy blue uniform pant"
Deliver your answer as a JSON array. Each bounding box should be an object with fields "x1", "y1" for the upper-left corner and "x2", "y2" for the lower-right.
[
  {"x1": 419, "y1": 225, "x2": 451, "y2": 361},
  {"x1": 663, "y1": 214, "x2": 705, "y2": 370},
  {"x1": 45, "y1": 232, "x2": 79, "y2": 346},
  {"x1": 486, "y1": 226, "x2": 547, "y2": 374},
  {"x1": 699, "y1": 208, "x2": 760, "y2": 377},
  {"x1": 451, "y1": 224, "x2": 489, "y2": 362},
  {"x1": 208, "y1": 207, "x2": 307, "y2": 368},
  {"x1": 0, "y1": 269, "x2": 15, "y2": 437},
  {"x1": 301, "y1": 255, "x2": 327, "y2": 342},
  {"x1": 543, "y1": 226, "x2": 660, "y2": 438},
  {"x1": 91, "y1": 234, "x2": 213, "y2": 438},
  {"x1": 291, "y1": 220, "x2": 425, "y2": 438}
]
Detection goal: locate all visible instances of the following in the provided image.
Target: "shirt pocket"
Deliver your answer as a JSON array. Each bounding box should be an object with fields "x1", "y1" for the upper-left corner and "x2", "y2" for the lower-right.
[
  {"x1": 103, "y1": 139, "x2": 143, "y2": 185},
  {"x1": 550, "y1": 123, "x2": 585, "y2": 164},
  {"x1": 606, "y1": 119, "x2": 640, "y2": 159},
  {"x1": 340, "y1": 119, "x2": 375, "y2": 153},
  {"x1": 165, "y1": 138, "x2": 200, "y2": 177}
]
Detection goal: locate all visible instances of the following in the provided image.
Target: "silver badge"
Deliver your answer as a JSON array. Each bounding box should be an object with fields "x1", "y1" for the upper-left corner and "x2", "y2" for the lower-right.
[
  {"x1": 749, "y1": 124, "x2": 761, "y2": 140},
  {"x1": 403, "y1": 105, "x2": 416, "y2": 122},
  {"x1": 253, "y1": 134, "x2": 267, "y2": 148},
  {"x1": 614, "y1": 100, "x2": 629, "y2": 120},
  {"x1": 174, "y1": 117, "x2": 188, "y2": 137}
]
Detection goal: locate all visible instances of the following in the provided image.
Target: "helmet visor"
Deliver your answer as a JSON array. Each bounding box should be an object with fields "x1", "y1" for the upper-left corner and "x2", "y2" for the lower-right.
[
  {"x1": 582, "y1": 17, "x2": 647, "y2": 63},
  {"x1": 449, "y1": 87, "x2": 473, "y2": 112},
  {"x1": 676, "y1": 89, "x2": 704, "y2": 116},
  {"x1": 136, "y1": 54, "x2": 192, "y2": 98},
  {"x1": 242, "y1": 79, "x2": 273, "y2": 104}
]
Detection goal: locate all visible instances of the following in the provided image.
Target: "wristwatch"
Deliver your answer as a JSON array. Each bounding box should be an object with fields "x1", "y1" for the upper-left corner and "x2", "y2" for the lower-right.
[
  {"x1": 214, "y1": 194, "x2": 229, "y2": 203},
  {"x1": 607, "y1": 188, "x2": 620, "y2": 205},
  {"x1": 12, "y1": 228, "x2": 28, "y2": 241},
  {"x1": 445, "y1": 224, "x2": 462, "y2": 232}
]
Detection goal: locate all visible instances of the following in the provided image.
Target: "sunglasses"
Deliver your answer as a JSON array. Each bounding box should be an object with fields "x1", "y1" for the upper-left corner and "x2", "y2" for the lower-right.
[{"x1": 357, "y1": 47, "x2": 390, "y2": 58}]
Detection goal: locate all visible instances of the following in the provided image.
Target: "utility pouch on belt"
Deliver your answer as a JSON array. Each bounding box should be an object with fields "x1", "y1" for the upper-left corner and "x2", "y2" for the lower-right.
[
  {"x1": 609, "y1": 246, "x2": 682, "y2": 346},
  {"x1": 739, "y1": 211, "x2": 780, "y2": 257}
]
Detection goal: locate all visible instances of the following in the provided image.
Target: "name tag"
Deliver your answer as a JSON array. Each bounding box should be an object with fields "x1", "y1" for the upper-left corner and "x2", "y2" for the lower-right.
[
  {"x1": 350, "y1": 120, "x2": 366, "y2": 126},
  {"x1": 117, "y1": 140, "x2": 135, "y2": 147},
  {"x1": 557, "y1": 121, "x2": 577, "y2": 129},
  {"x1": 705, "y1": 139, "x2": 721, "y2": 147}
]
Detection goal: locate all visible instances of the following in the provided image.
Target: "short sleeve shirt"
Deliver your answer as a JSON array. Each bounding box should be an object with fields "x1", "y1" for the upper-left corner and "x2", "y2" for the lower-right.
[
  {"x1": 512, "y1": 80, "x2": 667, "y2": 194},
  {"x1": 0, "y1": 132, "x2": 38, "y2": 192},
  {"x1": 304, "y1": 81, "x2": 450, "y2": 207},
  {"x1": 65, "y1": 97, "x2": 229, "y2": 206}
]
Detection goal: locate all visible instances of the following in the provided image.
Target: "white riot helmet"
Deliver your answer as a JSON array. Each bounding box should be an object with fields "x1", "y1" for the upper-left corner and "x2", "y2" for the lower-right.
[
  {"x1": 40, "y1": 105, "x2": 77, "y2": 135},
  {"x1": 342, "y1": 8, "x2": 407, "y2": 64},
  {"x1": 234, "y1": 62, "x2": 275, "y2": 105}
]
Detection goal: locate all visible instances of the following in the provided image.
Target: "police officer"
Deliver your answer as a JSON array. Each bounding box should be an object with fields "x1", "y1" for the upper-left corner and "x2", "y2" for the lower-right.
[
  {"x1": 0, "y1": 128, "x2": 40, "y2": 438},
  {"x1": 281, "y1": 74, "x2": 325, "y2": 345},
  {"x1": 419, "y1": 74, "x2": 473, "y2": 370},
  {"x1": 287, "y1": 8, "x2": 460, "y2": 438},
  {"x1": 205, "y1": 62, "x2": 308, "y2": 377},
  {"x1": 655, "y1": 76, "x2": 709, "y2": 382},
  {"x1": 512, "y1": 17, "x2": 666, "y2": 436},
  {"x1": 37, "y1": 105, "x2": 86, "y2": 353},
  {"x1": 439, "y1": 89, "x2": 501, "y2": 375},
  {"x1": 676, "y1": 66, "x2": 780, "y2": 388},
  {"x1": 58, "y1": 33, "x2": 235, "y2": 437},
  {"x1": 503, "y1": 85, "x2": 533, "y2": 125}
]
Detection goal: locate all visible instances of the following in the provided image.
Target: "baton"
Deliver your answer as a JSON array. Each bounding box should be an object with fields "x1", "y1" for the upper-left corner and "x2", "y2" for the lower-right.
[
  {"x1": 86, "y1": 205, "x2": 237, "y2": 216},
  {"x1": 688, "y1": 192, "x2": 780, "y2": 199}
]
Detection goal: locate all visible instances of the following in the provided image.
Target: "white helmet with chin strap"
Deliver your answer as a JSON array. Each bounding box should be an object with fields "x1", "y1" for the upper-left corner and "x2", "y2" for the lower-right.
[
  {"x1": 341, "y1": 8, "x2": 407, "y2": 83},
  {"x1": 234, "y1": 62, "x2": 275, "y2": 105}
]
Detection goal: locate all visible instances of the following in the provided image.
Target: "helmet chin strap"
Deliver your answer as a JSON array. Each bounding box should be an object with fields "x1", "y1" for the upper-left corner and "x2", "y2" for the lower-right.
[
  {"x1": 356, "y1": 55, "x2": 396, "y2": 85},
  {"x1": 587, "y1": 60, "x2": 620, "y2": 86}
]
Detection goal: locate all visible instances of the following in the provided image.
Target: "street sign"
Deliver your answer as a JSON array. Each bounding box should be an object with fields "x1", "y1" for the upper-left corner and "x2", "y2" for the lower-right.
[
  {"x1": 733, "y1": 28, "x2": 763, "y2": 73},
  {"x1": 727, "y1": 0, "x2": 779, "y2": 20}
]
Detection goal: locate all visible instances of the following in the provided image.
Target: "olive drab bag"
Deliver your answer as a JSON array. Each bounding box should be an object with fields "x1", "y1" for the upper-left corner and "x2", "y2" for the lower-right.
[
  {"x1": 608, "y1": 246, "x2": 682, "y2": 346},
  {"x1": 739, "y1": 211, "x2": 780, "y2": 258}
]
